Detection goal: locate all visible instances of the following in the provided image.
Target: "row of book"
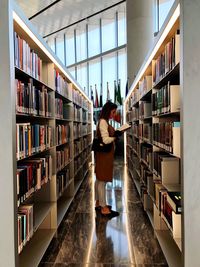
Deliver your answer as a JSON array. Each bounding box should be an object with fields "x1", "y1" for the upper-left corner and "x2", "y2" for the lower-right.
[
  {"x1": 141, "y1": 145, "x2": 152, "y2": 168},
  {"x1": 126, "y1": 107, "x2": 139, "y2": 122},
  {"x1": 152, "y1": 84, "x2": 180, "y2": 115},
  {"x1": 139, "y1": 75, "x2": 152, "y2": 98},
  {"x1": 16, "y1": 123, "x2": 53, "y2": 160},
  {"x1": 74, "y1": 106, "x2": 81, "y2": 121},
  {"x1": 17, "y1": 155, "x2": 52, "y2": 206},
  {"x1": 153, "y1": 152, "x2": 180, "y2": 184},
  {"x1": 139, "y1": 101, "x2": 152, "y2": 119},
  {"x1": 128, "y1": 90, "x2": 139, "y2": 108},
  {"x1": 139, "y1": 123, "x2": 152, "y2": 142},
  {"x1": 57, "y1": 168, "x2": 71, "y2": 198},
  {"x1": 55, "y1": 70, "x2": 73, "y2": 100},
  {"x1": 153, "y1": 121, "x2": 180, "y2": 156},
  {"x1": 140, "y1": 165, "x2": 152, "y2": 186},
  {"x1": 14, "y1": 32, "x2": 42, "y2": 81},
  {"x1": 74, "y1": 155, "x2": 82, "y2": 175},
  {"x1": 152, "y1": 30, "x2": 180, "y2": 85},
  {"x1": 18, "y1": 204, "x2": 34, "y2": 254},
  {"x1": 56, "y1": 124, "x2": 70, "y2": 146},
  {"x1": 74, "y1": 139, "x2": 83, "y2": 157},
  {"x1": 16, "y1": 79, "x2": 53, "y2": 117},
  {"x1": 56, "y1": 147, "x2": 70, "y2": 172},
  {"x1": 55, "y1": 99, "x2": 74, "y2": 120}
]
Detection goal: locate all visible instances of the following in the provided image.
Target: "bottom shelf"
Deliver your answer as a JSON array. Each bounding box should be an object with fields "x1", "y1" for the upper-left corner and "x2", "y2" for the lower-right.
[
  {"x1": 146, "y1": 209, "x2": 154, "y2": 228},
  {"x1": 74, "y1": 179, "x2": 83, "y2": 195},
  {"x1": 155, "y1": 230, "x2": 182, "y2": 267},
  {"x1": 19, "y1": 229, "x2": 56, "y2": 267},
  {"x1": 57, "y1": 196, "x2": 74, "y2": 227}
]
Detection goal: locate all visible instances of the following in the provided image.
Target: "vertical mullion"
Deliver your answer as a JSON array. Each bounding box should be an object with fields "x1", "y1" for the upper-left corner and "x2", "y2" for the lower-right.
[
  {"x1": 74, "y1": 29, "x2": 77, "y2": 64},
  {"x1": 116, "y1": 11, "x2": 118, "y2": 48},
  {"x1": 86, "y1": 24, "x2": 89, "y2": 59},
  {"x1": 157, "y1": 0, "x2": 160, "y2": 31},
  {"x1": 100, "y1": 18, "x2": 102, "y2": 54},
  {"x1": 64, "y1": 33, "x2": 67, "y2": 66},
  {"x1": 54, "y1": 37, "x2": 57, "y2": 54},
  {"x1": 87, "y1": 61, "x2": 89, "y2": 96}
]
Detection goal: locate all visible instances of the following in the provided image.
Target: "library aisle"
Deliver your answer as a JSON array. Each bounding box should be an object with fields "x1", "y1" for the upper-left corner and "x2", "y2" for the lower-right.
[{"x1": 39, "y1": 158, "x2": 168, "y2": 267}]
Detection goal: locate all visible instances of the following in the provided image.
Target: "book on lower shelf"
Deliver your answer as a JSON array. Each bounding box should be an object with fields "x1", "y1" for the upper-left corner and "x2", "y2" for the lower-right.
[
  {"x1": 18, "y1": 204, "x2": 34, "y2": 254},
  {"x1": 167, "y1": 191, "x2": 181, "y2": 214}
]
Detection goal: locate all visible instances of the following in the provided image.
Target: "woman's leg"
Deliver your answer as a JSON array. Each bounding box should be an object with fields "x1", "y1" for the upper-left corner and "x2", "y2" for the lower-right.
[
  {"x1": 98, "y1": 180, "x2": 106, "y2": 207},
  {"x1": 98, "y1": 181, "x2": 111, "y2": 214},
  {"x1": 95, "y1": 179, "x2": 99, "y2": 206}
]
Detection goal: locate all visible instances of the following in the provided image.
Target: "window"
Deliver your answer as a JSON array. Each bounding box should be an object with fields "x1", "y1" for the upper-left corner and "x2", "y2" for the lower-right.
[
  {"x1": 118, "y1": 9, "x2": 126, "y2": 46},
  {"x1": 154, "y1": 0, "x2": 176, "y2": 32},
  {"x1": 102, "y1": 11, "x2": 116, "y2": 52},
  {"x1": 76, "y1": 26, "x2": 87, "y2": 62},
  {"x1": 159, "y1": 0, "x2": 175, "y2": 29},
  {"x1": 102, "y1": 52, "x2": 117, "y2": 104},
  {"x1": 68, "y1": 66, "x2": 76, "y2": 79},
  {"x1": 65, "y1": 30, "x2": 75, "y2": 66},
  {"x1": 77, "y1": 63, "x2": 88, "y2": 92},
  {"x1": 88, "y1": 22, "x2": 100, "y2": 57},
  {"x1": 118, "y1": 48, "x2": 127, "y2": 101},
  {"x1": 56, "y1": 35, "x2": 65, "y2": 64},
  {"x1": 47, "y1": 37, "x2": 55, "y2": 53},
  {"x1": 89, "y1": 58, "x2": 101, "y2": 99}
]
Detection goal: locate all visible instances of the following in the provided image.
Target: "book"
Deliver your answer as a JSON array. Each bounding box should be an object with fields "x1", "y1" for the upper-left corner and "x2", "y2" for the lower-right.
[
  {"x1": 167, "y1": 191, "x2": 181, "y2": 213},
  {"x1": 117, "y1": 123, "x2": 131, "y2": 132}
]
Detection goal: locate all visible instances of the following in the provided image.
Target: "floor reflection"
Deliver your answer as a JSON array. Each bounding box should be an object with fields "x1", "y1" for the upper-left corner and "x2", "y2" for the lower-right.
[{"x1": 39, "y1": 158, "x2": 168, "y2": 267}]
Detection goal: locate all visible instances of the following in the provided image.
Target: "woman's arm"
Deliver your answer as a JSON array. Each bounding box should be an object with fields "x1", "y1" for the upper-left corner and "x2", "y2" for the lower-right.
[{"x1": 99, "y1": 119, "x2": 115, "y2": 144}]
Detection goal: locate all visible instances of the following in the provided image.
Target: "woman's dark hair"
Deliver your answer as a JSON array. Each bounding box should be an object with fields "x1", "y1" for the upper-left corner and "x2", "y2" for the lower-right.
[{"x1": 99, "y1": 101, "x2": 117, "y2": 121}]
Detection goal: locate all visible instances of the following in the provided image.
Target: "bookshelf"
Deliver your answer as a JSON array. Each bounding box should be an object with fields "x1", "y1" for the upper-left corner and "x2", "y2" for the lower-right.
[
  {"x1": 124, "y1": 3, "x2": 182, "y2": 267},
  {"x1": 0, "y1": 1, "x2": 93, "y2": 267}
]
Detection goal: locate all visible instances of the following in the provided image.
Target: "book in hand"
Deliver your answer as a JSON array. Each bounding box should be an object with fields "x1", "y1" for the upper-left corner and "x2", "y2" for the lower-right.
[{"x1": 116, "y1": 123, "x2": 131, "y2": 132}]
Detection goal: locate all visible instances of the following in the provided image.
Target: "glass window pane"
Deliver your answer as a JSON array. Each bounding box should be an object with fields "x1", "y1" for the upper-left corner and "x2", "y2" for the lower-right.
[
  {"x1": 102, "y1": 52, "x2": 117, "y2": 104},
  {"x1": 76, "y1": 25, "x2": 87, "y2": 62},
  {"x1": 56, "y1": 35, "x2": 65, "y2": 64},
  {"x1": 89, "y1": 58, "x2": 101, "y2": 100},
  {"x1": 77, "y1": 63, "x2": 88, "y2": 92},
  {"x1": 68, "y1": 66, "x2": 75, "y2": 79},
  {"x1": 118, "y1": 48, "x2": 127, "y2": 101},
  {"x1": 88, "y1": 23, "x2": 100, "y2": 57},
  {"x1": 66, "y1": 30, "x2": 75, "y2": 66},
  {"x1": 118, "y1": 10, "x2": 126, "y2": 46},
  {"x1": 47, "y1": 37, "x2": 55, "y2": 53},
  {"x1": 102, "y1": 11, "x2": 116, "y2": 52},
  {"x1": 153, "y1": 0, "x2": 159, "y2": 34},
  {"x1": 159, "y1": 0, "x2": 175, "y2": 29}
]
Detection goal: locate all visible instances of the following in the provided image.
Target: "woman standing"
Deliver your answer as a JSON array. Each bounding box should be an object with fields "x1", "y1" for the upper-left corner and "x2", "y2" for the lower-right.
[{"x1": 95, "y1": 101, "x2": 121, "y2": 216}]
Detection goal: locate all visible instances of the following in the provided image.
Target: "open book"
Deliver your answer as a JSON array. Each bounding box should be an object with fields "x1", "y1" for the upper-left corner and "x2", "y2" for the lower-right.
[{"x1": 116, "y1": 123, "x2": 131, "y2": 132}]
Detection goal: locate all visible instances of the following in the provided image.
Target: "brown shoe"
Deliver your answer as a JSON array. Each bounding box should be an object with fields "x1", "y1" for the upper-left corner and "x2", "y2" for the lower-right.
[{"x1": 101, "y1": 206, "x2": 111, "y2": 215}]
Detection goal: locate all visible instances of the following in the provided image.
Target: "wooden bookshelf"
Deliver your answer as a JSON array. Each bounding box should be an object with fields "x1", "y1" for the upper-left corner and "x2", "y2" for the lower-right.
[
  {"x1": 125, "y1": 4, "x2": 182, "y2": 267},
  {"x1": 0, "y1": 2, "x2": 93, "y2": 267}
]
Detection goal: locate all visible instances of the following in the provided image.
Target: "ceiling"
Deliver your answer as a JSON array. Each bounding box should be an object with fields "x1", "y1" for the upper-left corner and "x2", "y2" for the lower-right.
[{"x1": 16, "y1": 0, "x2": 124, "y2": 38}]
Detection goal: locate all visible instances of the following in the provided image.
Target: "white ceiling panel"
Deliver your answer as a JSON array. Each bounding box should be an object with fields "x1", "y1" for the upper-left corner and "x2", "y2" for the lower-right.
[{"x1": 16, "y1": 0, "x2": 123, "y2": 37}]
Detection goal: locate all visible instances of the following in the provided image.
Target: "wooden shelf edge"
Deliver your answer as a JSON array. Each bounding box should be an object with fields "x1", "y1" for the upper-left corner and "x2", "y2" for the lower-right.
[{"x1": 155, "y1": 230, "x2": 182, "y2": 267}]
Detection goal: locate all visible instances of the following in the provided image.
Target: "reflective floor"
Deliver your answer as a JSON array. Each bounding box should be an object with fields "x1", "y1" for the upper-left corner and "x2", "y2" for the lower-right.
[{"x1": 39, "y1": 158, "x2": 168, "y2": 267}]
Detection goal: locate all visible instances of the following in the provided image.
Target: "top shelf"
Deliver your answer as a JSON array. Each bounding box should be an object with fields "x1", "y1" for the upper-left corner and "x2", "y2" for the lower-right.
[
  {"x1": 153, "y1": 63, "x2": 180, "y2": 89},
  {"x1": 15, "y1": 66, "x2": 54, "y2": 92}
]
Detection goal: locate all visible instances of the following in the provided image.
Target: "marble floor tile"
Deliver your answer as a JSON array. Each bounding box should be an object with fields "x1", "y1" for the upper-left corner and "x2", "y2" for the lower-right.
[{"x1": 40, "y1": 158, "x2": 168, "y2": 267}]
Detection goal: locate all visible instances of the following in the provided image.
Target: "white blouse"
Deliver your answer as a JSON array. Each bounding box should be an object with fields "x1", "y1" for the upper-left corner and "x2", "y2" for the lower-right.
[{"x1": 99, "y1": 119, "x2": 115, "y2": 144}]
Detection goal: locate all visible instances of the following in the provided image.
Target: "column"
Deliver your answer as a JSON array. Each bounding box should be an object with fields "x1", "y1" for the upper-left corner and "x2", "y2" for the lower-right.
[{"x1": 126, "y1": 0, "x2": 154, "y2": 85}]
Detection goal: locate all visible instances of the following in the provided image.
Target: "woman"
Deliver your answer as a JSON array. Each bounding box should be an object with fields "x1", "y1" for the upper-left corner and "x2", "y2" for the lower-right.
[{"x1": 95, "y1": 101, "x2": 121, "y2": 216}]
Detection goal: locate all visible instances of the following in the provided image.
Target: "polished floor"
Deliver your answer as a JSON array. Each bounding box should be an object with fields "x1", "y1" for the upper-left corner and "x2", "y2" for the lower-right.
[{"x1": 39, "y1": 158, "x2": 168, "y2": 267}]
